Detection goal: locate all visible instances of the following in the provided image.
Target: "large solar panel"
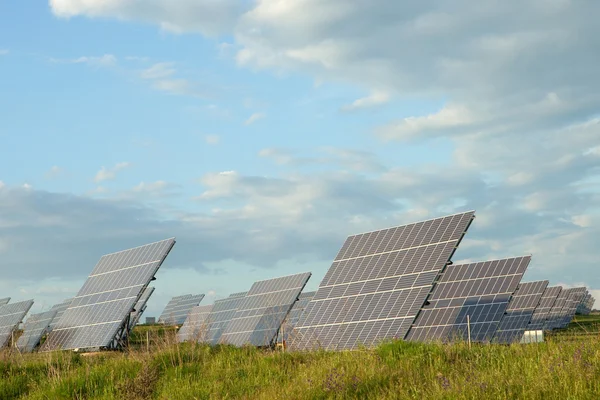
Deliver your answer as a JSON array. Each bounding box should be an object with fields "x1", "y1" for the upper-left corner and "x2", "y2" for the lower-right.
[
  {"x1": 556, "y1": 287, "x2": 587, "y2": 328},
  {"x1": 0, "y1": 298, "x2": 10, "y2": 306},
  {"x1": 407, "y1": 256, "x2": 530, "y2": 343},
  {"x1": 163, "y1": 294, "x2": 205, "y2": 326},
  {"x1": 282, "y1": 291, "x2": 316, "y2": 339},
  {"x1": 492, "y1": 280, "x2": 548, "y2": 344},
  {"x1": 158, "y1": 295, "x2": 187, "y2": 324},
  {"x1": 48, "y1": 299, "x2": 73, "y2": 331},
  {"x1": 16, "y1": 310, "x2": 58, "y2": 353},
  {"x1": 544, "y1": 288, "x2": 571, "y2": 330},
  {"x1": 130, "y1": 287, "x2": 155, "y2": 329},
  {"x1": 220, "y1": 272, "x2": 311, "y2": 347},
  {"x1": 204, "y1": 292, "x2": 247, "y2": 345},
  {"x1": 177, "y1": 304, "x2": 214, "y2": 342},
  {"x1": 42, "y1": 238, "x2": 175, "y2": 351},
  {"x1": 292, "y1": 211, "x2": 475, "y2": 351},
  {"x1": 528, "y1": 286, "x2": 561, "y2": 330},
  {"x1": 0, "y1": 300, "x2": 34, "y2": 348}
]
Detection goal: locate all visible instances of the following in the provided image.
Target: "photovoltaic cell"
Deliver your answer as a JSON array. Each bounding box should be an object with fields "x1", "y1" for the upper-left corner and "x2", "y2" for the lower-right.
[
  {"x1": 203, "y1": 292, "x2": 247, "y2": 345},
  {"x1": 16, "y1": 310, "x2": 58, "y2": 353},
  {"x1": 42, "y1": 238, "x2": 175, "y2": 351},
  {"x1": 492, "y1": 280, "x2": 548, "y2": 344},
  {"x1": 556, "y1": 287, "x2": 587, "y2": 328},
  {"x1": 177, "y1": 304, "x2": 213, "y2": 342},
  {"x1": 165, "y1": 294, "x2": 205, "y2": 326},
  {"x1": 158, "y1": 295, "x2": 187, "y2": 324},
  {"x1": 130, "y1": 287, "x2": 155, "y2": 329},
  {"x1": 0, "y1": 300, "x2": 34, "y2": 348},
  {"x1": 221, "y1": 272, "x2": 311, "y2": 347},
  {"x1": 0, "y1": 298, "x2": 10, "y2": 306},
  {"x1": 544, "y1": 289, "x2": 571, "y2": 330},
  {"x1": 48, "y1": 299, "x2": 73, "y2": 331},
  {"x1": 406, "y1": 256, "x2": 530, "y2": 343},
  {"x1": 282, "y1": 291, "x2": 316, "y2": 342},
  {"x1": 293, "y1": 211, "x2": 475, "y2": 351},
  {"x1": 528, "y1": 286, "x2": 561, "y2": 330}
]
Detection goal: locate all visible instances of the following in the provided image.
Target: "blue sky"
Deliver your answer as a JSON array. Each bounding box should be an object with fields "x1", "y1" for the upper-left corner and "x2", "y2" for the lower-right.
[{"x1": 1, "y1": 1, "x2": 599, "y2": 317}]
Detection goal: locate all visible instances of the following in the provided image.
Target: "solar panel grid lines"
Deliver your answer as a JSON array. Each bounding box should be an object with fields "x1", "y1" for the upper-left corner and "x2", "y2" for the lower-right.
[
  {"x1": 557, "y1": 287, "x2": 587, "y2": 328},
  {"x1": 159, "y1": 294, "x2": 205, "y2": 326},
  {"x1": 282, "y1": 291, "x2": 316, "y2": 342},
  {"x1": 406, "y1": 256, "x2": 531, "y2": 344},
  {"x1": 292, "y1": 211, "x2": 475, "y2": 351},
  {"x1": 0, "y1": 298, "x2": 10, "y2": 306},
  {"x1": 544, "y1": 288, "x2": 571, "y2": 330},
  {"x1": 48, "y1": 299, "x2": 73, "y2": 331},
  {"x1": 220, "y1": 272, "x2": 312, "y2": 347},
  {"x1": 0, "y1": 300, "x2": 34, "y2": 348},
  {"x1": 16, "y1": 309, "x2": 58, "y2": 353},
  {"x1": 41, "y1": 237, "x2": 176, "y2": 351},
  {"x1": 130, "y1": 287, "x2": 155, "y2": 329},
  {"x1": 177, "y1": 304, "x2": 214, "y2": 343},
  {"x1": 527, "y1": 286, "x2": 562, "y2": 330},
  {"x1": 158, "y1": 295, "x2": 189, "y2": 324},
  {"x1": 492, "y1": 280, "x2": 548, "y2": 344},
  {"x1": 203, "y1": 292, "x2": 248, "y2": 345}
]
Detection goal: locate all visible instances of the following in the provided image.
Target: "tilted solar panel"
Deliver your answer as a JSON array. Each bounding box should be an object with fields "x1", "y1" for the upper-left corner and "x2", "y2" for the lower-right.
[
  {"x1": 293, "y1": 211, "x2": 475, "y2": 351},
  {"x1": 221, "y1": 272, "x2": 311, "y2": 347},
  {"x1": 0, "y1": 298, "x2": 10, "y2": 306},
  {"x1": 158, "y1": 295, "x2": 187, "y2": 324},
  {"x1": 282, "y1": 291, "x2": 316, "y2": 342},
  {"x1": 527, "y1": 286, "x2": 561, "y2": 330},
  {"x1": 130, "y1": 287, "x2": 155, "y2": 329},
  {"x1": 177, "y1": 305, "x2": 214, "y2": 343},
  {"x1": 48, "y1": 299, "x2": 73, "y2": 331},
  {"x1": 493, "y1": 280, "x2": 548, "y2": 344},
  {"x1": 406, "y1": 256, "x2": 530, "y2": 343},
  {"x1": 203, "y1": 292, "x2": 247, "y2": 345},
  {"x1": 162, "y1": 294, "x2": 205, "y2": 326},
  {"x1": 544, "y1": 289, "x2": 571, "y2": 330},
  {"x1": 16, "y1": 310, "x2": 57, "y2": 353},
  {"x1": 0, "y1": 300, "x2": 34, "y2": 348},
  {"x1": 576, "y1": 293, "x2": 591, "y2": 315},
  {"x1": 556, "y1": 287, "x2": 587, "y2": 328},
  {"x1": 42, "y1": 238, "x2": 175, "y2": 351}
]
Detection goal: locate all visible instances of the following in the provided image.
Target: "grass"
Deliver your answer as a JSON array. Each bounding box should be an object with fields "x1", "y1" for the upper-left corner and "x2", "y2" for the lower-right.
[{"x1": 0, "y1": 316, "x2": 598, "y2": 399}]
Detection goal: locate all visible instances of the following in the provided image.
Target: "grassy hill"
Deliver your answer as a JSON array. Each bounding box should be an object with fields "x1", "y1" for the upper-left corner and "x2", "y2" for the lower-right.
[{"x1": 1, "y1": 317, "x2": 599, "y2": 400}]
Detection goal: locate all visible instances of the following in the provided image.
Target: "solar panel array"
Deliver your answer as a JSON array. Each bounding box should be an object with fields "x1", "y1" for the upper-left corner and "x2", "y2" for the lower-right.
[
  {"x1": 527, "y1": 286, "x2": 561, "y2": 330},
  {"x1": 159, "y1": 294, "x2": 205, "y2": 325},
  {"x1": 557, "y1": 287, "x2": 587, "y2": 328},
  {"x1": 221, "y1": 272, "x2": 311, "y2": 347},
  {"x1": 493, "y1": 280, "x2": 548, "y2": 344},
  {"x1": 0, "y1": 298, "x2": 10, "y2": 306},
  {"x1": 42, "y1": 238, "x2": 175, "y2": 351},
  {"x1": 16, "y1": 310, "x2": 58, "y2": 353},
  {"x1": 48, "y1": 299, "x2": 73, "y2": 331},
  {"x1": 204, "y1": 292, "x2": 247, "y2": 345},
  {"x1": 544, "y1": 289, "x2": 571, "y2": 330},
  {"x1": 0, "y1": 300, "x2": 34, "y2": 348},
  {"x1": 282, "y1": 291, "x2": 316, "y2": 342},
  {"x1": 130, "y1": 287, "x2": 155, "y2": 329},
  {"x1": 577, "y1": 292, "x2": 595, "y2": 315},
  {"x1": 177, "y1": 304, "x2": 213, "y2": 342},
  {"x1": 292, "y1": 211, "x2": 475, "y2": 351},
  {"x1": 406, "y1": 256, "x2": 530, "y2": 343}
]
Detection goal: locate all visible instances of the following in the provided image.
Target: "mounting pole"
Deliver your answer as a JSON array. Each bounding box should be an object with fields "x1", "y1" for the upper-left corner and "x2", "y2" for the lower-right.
[
  {"x1": 146, "y1": 330, "x2": 150, "y2": 353},
  {"x1": 467, "y1": 315, "x2": 472, "y2": 349}
]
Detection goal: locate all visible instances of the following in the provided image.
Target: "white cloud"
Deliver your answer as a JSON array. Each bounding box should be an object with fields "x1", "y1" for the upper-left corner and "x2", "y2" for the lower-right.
[
  {"x1": 340, "y1": 90, "x2": 390, "y2": 112},
  {"x1": 205, "y1": 135, "x2": 220, "y2": 145},
  {"x1": 140, "y1": 62, "x2": 176, "y2": 79},
  {"x1": 93, "y1": 162, "x2": 131, "y2": 183},
  {"x1": 0, "y1": 49, "x2": 8, "y2": 56},
  {"x1": 244, "y1": 112, "x2": 265, "y2": 125},
  {"x1": 45, "y1": 166, "x2": 65, "y2": 179},
  {"x1": 51, "y1": 54, "x2": 117, "y2": 68},
  {"x1": 0, "y1": 181, "x2": 4, "y2": 190}
]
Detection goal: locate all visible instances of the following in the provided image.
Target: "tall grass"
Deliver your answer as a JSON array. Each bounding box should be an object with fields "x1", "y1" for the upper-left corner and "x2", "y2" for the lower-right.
[{"x1": 1, "y1": 320, "x2": 599, "y2": 399}]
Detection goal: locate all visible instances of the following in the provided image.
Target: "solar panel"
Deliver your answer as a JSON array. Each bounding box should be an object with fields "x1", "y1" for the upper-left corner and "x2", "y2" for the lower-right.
[
  {"x1": 292, "y1": 211, "x2": 475, "y2": 351},
  {"x1": 492, "y1": 280, "x2": 548, "y2": 344},
  {"x1": 48, "y1": 299, "x2": 73, "y2": 331},
  {"x1": 16, "y1": 310, "x2": 58, "y2": 353},
  {"x1": 556, "y1": 287, "x2": 587, "y2": 328},
  {"x1": 544, "y1": 288, "x2": 571, "y2": 330},
  {"x1": 220, "y1": 272, "x2": 311, "y2": 347},
  {"x1": 0, "y1": 298, "x2": 10, "y2": 306},
  {"x1": 42, "y1": 238, "x2": 175, "y2": 351},
  {"x1": 203, "y1": 292, "x2": 247, "y2": 345},
  {"x1": 281, "y1": 291, "x2": 316, "y2": 342},
  {"x1": 528, "y1": 286, "x2": 561, "y2": 330},
  {"x1": 406, "y1": 256, "x2": 530, "y2": 343},
  {"x1": 130, "y1": 287, "x2": 155, "y2": 329},
  {"x1": 577, "y1": 293, "x2": 591, "y2": 315},
  {"x1": 158, "y1": 295, "x2": 187, "y2": 324},
  {"x1": 0, "y1": 300, "x2": 34, "y2": 348},
  {"x1": 177, "y1": 304, "x2": 214, "y2": 342},
  {"x1": 164, "y1": 294, "x2": 205, "y2": 326}
]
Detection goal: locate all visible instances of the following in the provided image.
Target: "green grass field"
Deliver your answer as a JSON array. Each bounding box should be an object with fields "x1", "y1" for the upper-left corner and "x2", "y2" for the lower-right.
[{"x1": 1, "y1": 315, "x2": 599, "y2": 400}]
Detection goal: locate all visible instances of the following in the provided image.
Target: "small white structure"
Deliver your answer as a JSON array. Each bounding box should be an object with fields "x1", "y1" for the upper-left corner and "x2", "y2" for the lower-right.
[{"x1": 521, "y1": 330, "x2": 544, "y2": 343}]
